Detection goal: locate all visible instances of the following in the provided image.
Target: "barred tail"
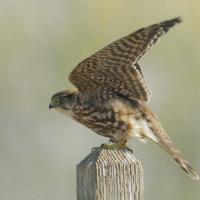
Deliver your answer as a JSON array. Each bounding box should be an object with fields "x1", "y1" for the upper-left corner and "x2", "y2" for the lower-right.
[
  {"x1": 145, "y1": 109, "x2": 199, "y2": 180},
  {"x1": 157, "y1": 129, "x2": 199, "y2": 180}
]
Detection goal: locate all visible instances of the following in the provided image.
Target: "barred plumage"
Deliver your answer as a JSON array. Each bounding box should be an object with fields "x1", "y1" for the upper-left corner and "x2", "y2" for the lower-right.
[
  {"x1": 50, "y1": 17, "x2": 199, "y2": 180},
  {"x1": 69, "y1": 17, "x2": 181, "y2": 102}
]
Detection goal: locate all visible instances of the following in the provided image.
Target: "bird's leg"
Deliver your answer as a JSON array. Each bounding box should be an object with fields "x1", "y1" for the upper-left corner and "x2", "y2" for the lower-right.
[{"x1": 101, "y1": 139, "x2": 132, "y2": 152}]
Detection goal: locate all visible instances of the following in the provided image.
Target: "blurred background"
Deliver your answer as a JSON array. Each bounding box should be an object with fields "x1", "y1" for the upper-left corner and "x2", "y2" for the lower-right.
[{"x1": 0, "y1": 0, "x2": 200, "y2": 199}]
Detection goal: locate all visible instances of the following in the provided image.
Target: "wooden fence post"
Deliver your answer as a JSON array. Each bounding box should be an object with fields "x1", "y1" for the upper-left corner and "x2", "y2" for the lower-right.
[{"x1": 77, "y1": 148, "x2": 144, "y2": 200}]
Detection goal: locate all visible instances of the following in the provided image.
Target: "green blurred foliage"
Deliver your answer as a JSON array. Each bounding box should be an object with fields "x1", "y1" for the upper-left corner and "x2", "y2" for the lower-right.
[{"x1": 0, "y1": 0, "x2": 199, "y2": 200}]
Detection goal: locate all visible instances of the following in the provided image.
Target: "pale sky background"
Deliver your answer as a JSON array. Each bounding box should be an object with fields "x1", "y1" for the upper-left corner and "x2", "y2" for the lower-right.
[{"x1": 0, "y1": 0, "x2": 200, "y2": 200}]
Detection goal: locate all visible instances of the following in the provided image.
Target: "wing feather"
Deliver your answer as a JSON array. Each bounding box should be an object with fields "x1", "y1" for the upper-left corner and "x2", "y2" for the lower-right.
[{"x1": 69, "y1": 17, "x2": 182, "y2": 102}]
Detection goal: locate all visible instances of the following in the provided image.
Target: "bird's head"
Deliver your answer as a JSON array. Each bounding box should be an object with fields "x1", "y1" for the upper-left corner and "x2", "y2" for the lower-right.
[{"x1": 49, "y1": 90, "x2": 78, "y2": 113}]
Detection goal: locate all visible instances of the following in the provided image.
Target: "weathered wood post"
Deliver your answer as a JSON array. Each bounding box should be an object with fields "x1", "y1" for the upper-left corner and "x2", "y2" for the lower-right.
[{"x1": 77, "y1": 148, "x2": 144, "y2": 200}]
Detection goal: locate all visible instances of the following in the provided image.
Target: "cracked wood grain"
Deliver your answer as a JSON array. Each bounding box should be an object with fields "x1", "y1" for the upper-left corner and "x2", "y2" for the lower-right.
[{"x1": 77, "y1": 148, "x2": 144, "y2": 200}]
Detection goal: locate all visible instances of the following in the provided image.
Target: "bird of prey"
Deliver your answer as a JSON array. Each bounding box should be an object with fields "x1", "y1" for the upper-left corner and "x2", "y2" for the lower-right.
[{"x1": 49, "y1": 17, "x2": 199, "y2": 180}]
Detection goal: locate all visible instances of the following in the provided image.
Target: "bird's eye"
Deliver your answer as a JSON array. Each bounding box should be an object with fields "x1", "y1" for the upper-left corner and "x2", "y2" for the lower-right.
[
  {"x1": 52, "y1": 97, "x2": 63, "y2": 104},
  {"x1": 52, "y1": 95, "x2": 67, "y2": 105},
  {"x1": 57, "y1": 96, "x2": 65, "y2": 103},
  {"x1": 60, "y1": 96, "x2": 65, "y2": 102}
]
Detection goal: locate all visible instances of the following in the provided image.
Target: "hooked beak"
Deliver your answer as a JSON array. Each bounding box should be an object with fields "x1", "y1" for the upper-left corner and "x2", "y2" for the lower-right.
[{"x1": 49, "y1": 102, "x2": 54, "y2": 110}]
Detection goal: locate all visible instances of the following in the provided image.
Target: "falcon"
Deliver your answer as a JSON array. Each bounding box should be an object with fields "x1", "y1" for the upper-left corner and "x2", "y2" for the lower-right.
[{"x1": 49, "y1": 17, "x2": 199, "y2": 180}]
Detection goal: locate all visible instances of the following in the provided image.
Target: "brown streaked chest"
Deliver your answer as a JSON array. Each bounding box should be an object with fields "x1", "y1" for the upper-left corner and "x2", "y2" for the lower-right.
[{"x1": 71, "y1": 98, "x2": 142, "y2": 141}]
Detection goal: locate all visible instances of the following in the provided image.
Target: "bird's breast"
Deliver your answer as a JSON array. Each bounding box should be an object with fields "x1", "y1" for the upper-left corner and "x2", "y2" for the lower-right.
[{"x1": 71, "y1": 99, "x2": 147, "y2": 141}]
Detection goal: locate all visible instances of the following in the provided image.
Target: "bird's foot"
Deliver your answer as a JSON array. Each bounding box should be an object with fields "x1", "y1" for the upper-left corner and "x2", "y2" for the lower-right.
[
  {"x1": 91, "y1": 139, "x2": 118, "y2": 151},
  {"x1": 100, "y1": 139, "x2": 133, "y2": 153}
]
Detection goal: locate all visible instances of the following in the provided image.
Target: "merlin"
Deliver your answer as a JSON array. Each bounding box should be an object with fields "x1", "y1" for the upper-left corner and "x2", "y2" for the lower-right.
[{"x1": 49, "y1": 17, "x2": 199, "y2": 180}]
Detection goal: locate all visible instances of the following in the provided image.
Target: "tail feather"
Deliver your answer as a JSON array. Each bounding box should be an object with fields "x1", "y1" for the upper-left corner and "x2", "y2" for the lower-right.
[
  {"x1": 176, "y1": 158, "x2": 199, "y2": 180},
  {"x1": 145, "y1": 108, "x2": 199, "y2": 180},
  {"x1": 158, "y1": 132, "x2": 200, "y2": 180}
]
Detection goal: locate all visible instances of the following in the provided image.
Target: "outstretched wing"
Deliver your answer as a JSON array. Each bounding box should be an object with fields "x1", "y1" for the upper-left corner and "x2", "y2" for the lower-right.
[{"x1": 69, "y1": 17, "x2": 182, "y2": 102}]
